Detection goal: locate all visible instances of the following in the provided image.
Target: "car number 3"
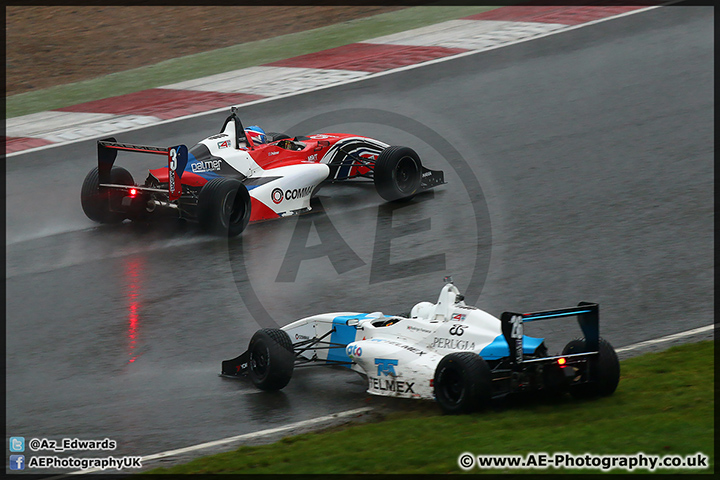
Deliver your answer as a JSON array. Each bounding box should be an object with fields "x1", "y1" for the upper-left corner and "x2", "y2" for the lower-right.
[{"x1": 169, "y1": 148, "x2": 177, "y2": 171}]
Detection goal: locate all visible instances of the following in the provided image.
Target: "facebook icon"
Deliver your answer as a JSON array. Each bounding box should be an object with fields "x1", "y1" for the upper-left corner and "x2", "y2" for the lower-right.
[{"x1": 10, "y1": 454, "x2": 25, "y2": 470}]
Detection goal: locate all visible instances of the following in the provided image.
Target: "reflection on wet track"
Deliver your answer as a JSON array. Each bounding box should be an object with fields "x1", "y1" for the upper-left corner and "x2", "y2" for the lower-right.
[{"x1": 125, "y1": 257, "x2": 143, "y2": 365}]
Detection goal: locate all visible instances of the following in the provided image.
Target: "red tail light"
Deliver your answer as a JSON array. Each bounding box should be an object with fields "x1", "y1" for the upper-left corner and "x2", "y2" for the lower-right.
[{"x1": 129, "y1": 188, "x2": 137, "y2": 197}]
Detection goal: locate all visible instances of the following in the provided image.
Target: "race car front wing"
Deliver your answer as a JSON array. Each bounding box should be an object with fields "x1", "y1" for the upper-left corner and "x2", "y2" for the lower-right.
[{"x1": 220, "y1": 326, "x2": 352, "y2": 378}]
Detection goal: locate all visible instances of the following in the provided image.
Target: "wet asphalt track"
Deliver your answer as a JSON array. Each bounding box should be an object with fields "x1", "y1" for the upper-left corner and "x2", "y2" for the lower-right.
[{"x1": 5, "y1": 6, "x2": 713, "y2": 472}]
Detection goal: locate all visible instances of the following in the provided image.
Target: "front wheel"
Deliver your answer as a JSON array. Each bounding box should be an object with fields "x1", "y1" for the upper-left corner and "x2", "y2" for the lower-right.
[
  {"x1": 248, "y1": 329, "x2": 295, "y2": 391},
  {"x1": 197, "y1": 178, "x2": 252, "y2": 236},
  {"x1": 373, "y1": 146, "x2": 423, "y2": 202},
  {"x1": 434, "y1": 352, "x2": 492, "y2": 414},
  {"x1": 563, "y1": 337, "x2": 620, "y2": 398}
]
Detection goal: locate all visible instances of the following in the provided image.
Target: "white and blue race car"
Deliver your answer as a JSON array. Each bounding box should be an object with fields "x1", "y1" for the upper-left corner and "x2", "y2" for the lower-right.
[{"x1": 221, "y1": 279, "x2": 620, "y2": 414}]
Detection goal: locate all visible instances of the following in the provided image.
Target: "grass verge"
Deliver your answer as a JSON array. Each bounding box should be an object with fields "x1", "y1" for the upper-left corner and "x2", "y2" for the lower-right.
[
  {"x1": 6, "y1": 5, "x2": 497, "y2": 119},
  {"x1": 145, "y1": 340, "x2": 714, "y2": 474}
]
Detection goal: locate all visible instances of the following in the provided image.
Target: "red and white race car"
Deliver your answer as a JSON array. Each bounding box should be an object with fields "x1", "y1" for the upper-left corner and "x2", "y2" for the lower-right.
[{"x1": 81, "y1": 107, "x2": 445, "y2": 236}]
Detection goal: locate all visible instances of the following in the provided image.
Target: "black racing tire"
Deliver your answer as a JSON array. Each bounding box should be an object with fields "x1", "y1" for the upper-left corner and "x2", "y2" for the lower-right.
[
  {"x1": 248, "y1": 328, "x2": 295, "y2": 391},
  {"x1": 81, "y1": 166, "x2": 134, "y2": 223},
  {"x1": 373, "y1": 146, "x2": 423, "y2": 202},
  {"x1": 197, "y1": 178, "x2": 251, "y2": 237},
  {"x1": 434, "y1": 352, "x2": 492, "y2": 414},
  {"x1": 562, "y1": 337, "x2": 620, "y2": 398},
  {"x1": 267, "y1": 132, "x2": 291, "y2": 142}
]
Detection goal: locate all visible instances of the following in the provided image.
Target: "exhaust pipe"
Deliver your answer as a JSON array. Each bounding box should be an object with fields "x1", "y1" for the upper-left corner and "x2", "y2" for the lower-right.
[{"x1": 146, "y1": 198, "x2": 178, "y2": 212}]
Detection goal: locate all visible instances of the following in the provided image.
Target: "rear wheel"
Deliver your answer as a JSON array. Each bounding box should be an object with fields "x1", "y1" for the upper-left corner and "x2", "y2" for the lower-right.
[
  {"x1": 81, "y1": 166, "x2": 135, "y2": 223},
  {"x1": 248, "y1": 328, "x2": 295, "y2": 391},
  {"x1": 197, "y1": 178, "x2": 251, "y2": 236},
  {"x1": 373, "y1": 146, "x2": 423, "y2": 202},
  {"x1": 563, "y1": 337, "x2": 620, "y2": 398},
  {"x1": 434, "y1": 352, "x2": 492, "y2": 414}
]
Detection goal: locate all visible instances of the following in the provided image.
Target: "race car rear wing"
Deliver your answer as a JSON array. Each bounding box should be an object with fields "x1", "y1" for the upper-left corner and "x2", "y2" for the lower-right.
[
  {"x1": 500, "y1": 302, "x2": 599, "y2": 365},
  {"x1": 97, "y1": 137, "x2": 188, "y2": 201}
]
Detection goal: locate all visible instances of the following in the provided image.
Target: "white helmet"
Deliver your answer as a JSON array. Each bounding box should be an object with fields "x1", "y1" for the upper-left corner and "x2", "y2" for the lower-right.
[{"x1": 410, "y1": 301, "x2": 435, "y2": 320}]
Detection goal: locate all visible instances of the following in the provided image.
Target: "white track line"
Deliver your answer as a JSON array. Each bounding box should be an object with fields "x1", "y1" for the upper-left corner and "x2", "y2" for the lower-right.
[
  {"x1": 59, "y1": 323, "x2": 714, "y2": 476},
  {"x1": 615, "y1": 324, "x2": 714, "y2": 353},
  {"x1": 5, "y1": 3, "x2": 665, "y2": 159},
  {"x1": 140, "y1": 406, "x2": 373, "y2": 462},
  {"x1": 62, "y1": 407, "x2": 373, "y2": 475}
]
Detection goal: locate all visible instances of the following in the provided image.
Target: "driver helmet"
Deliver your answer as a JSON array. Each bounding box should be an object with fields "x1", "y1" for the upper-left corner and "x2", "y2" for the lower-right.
[
  {"x1": 410, "y1": 301, "x2": 435, "y2": 320},
  {"x1": 245, "y1": 125, "x2": 267, "y2": 145}
]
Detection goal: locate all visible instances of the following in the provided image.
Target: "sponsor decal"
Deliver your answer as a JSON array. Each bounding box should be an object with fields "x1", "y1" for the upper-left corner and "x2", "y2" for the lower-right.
[
  {"x1": 295, "y1": 333, "x2": 310, "y2": 340},
  {"x1": 449, "y1": 324, "x2": 465, "y2": 336},
  {"x1": 271, "y1": 188, "x2": 284, "y2": 205},
  {"x1": 370, "y1": 377, "x2": 415, "y2": 394},
  {"x1": 307, "y1": 154, "x2": 318, "y2": 162},
  {"x1": 168, "y1": 148, "x2": 177, "y2": 193},
  {"x1": 369, "y1": 338, "x2": 426, "y2": 356},
  {"x1": 309, "y1": 134, "x2": 338, "y2": 140},
  {"x1": 510, "y1": 314, "x2": 524, "y2": 362},
  {"x1": 407, "y1": 325, "x2": 433, "y2": 334},
  {"x1": 422, "y1": 171, "x2": 433, "y2": 177},
  {"x1": 396, "y1": 341, "x2": 425, "y2": 354},
  {"x1": 268, "y1": 151, "x2": 280, "y2": 156},
  {"x1": 400, "y1": 345, "x2": 426, "y2": 356},
  {"x1": 375, "y1": 358, "x2": 398, "y2": 376},
  {"x1": 346, "y1": 345, "x2": 362, "y2": 357},
  {"x1": 431, "y1": 337, "x2": 476, "y2": 350},
  {"x1": 451, "y1": 313, "x2": 467, "y2": 322},
  {"x1": 271, "y1": 186, "x2": 315, "y2": 204},
  {"x1": 284, "y1": 186, "x2": 314, "y2": 201},
  {"x1": 191, "y1": 159, "x2": 222, "y2": 173},
  {"x1": 217, "y1": 140, "x2": 231, "y2": 149}
]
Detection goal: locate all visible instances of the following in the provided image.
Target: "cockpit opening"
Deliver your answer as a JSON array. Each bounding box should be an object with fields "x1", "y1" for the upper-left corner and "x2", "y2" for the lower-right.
[{"x1": 372, "y1": 317, "x2": 403, "y2": 328}]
